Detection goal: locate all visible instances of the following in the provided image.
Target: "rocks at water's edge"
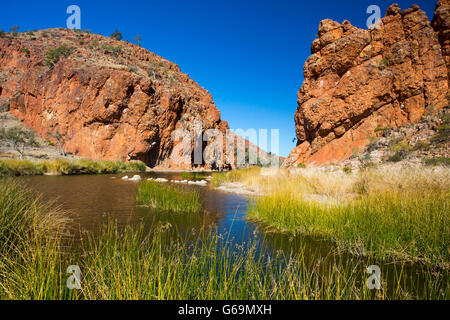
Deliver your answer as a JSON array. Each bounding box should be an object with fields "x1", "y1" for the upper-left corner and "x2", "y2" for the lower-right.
[
  {"x1": 122, "y1": 175, "x2": 141, "y2": 181},
  {"x1": 284, "y1": 1, "x2": 449, "y2": 167}
]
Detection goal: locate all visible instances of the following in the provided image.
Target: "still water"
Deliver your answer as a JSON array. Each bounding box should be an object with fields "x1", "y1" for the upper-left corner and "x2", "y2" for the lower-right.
[{"x1": 20, "y1": 172, "x2": 447, "y2": 299}]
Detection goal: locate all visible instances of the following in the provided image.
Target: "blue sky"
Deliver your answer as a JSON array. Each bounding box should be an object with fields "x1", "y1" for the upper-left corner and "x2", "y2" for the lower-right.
[{"x1": 1, "y1": 0, "x2": 437, "y2": 156}]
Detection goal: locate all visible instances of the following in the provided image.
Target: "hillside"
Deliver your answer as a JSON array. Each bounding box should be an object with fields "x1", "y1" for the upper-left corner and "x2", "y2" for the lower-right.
[{"x1": 0, "y1": 28, "x2": 230, "y2": 168}]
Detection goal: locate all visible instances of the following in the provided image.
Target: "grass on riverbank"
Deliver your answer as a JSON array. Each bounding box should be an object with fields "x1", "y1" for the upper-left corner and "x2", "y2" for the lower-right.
[
  {"x1": 0, "y1": 159, "x2": 146, "y2": 176},
  {"x1": 216, "y1": 166, "x2": 449, "y2": 268},
  {"x1": 136, "y1": 180, "x2": 202, "y2": 213},
  {"x1": 181, "y1": 172, "x2": 206, "y2": 181},
  {"x1": 0, "y1": 179, "x2": 447, "y2": 300}
]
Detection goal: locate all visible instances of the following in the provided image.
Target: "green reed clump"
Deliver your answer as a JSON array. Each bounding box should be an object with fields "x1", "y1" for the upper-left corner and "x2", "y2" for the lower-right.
[
  {"x1": 181, "y1": 172, "x2": 206, "y2": 181},
  {"x1": 249, "y1": 191, "x2": 449, "y2": 268},
  {"x1": 0, "y1": 159, "x2": 146, "y2": 176},
  {"x1": 136, "y1": 180, "x2": 202, "y2": 213}
]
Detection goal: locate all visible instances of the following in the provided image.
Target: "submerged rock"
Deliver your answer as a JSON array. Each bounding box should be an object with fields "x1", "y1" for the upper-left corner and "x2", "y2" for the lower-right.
[{"x1": 129, "y1": 175, "x2": 142, "y2": 181}]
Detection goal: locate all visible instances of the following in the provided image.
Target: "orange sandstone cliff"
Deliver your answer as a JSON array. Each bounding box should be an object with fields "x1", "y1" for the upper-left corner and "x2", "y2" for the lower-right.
[
  {"x1": 0, "y1": 28, "x2": 230, "y2": 168},
  {"x1": 283, "y1": 1, "x2": 449, "y2": 167}
]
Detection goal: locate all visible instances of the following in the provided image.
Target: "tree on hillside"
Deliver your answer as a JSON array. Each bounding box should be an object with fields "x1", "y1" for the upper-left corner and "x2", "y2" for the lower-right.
[
  {"x1": 110, "y1": 29, "x2": 123, "y2": 41},
  {"x1": 134, "y1": 34, "x2": 141, "y2": 46},
  {"x1": 45, "y1": 45, "x2": 73, "y2": 67},
  {"x1": 2, "y1": 127, "x2": 39, "y2": 159},
  {"x1": 47, "y1": 130, "x2": 71, "y2": 157},
  {"x1": 9, "y1": 26, "x2": 19, "y2": 36}
]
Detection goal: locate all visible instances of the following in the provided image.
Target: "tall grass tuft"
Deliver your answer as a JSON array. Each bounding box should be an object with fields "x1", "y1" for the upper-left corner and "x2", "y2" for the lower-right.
[
  {"x1": 136, "y1": 180, "x2": 202, "y2": 213},
  {"x1": 0, "y1": 179, "x2": 71, "y2": 299},
  {"x1": 181, "y1": 172, "x2": 206, "y2": 181}
]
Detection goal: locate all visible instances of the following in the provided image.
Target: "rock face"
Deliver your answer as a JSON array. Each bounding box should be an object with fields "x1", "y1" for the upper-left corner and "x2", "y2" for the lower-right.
[
  {"x1": 0, "y1": 28, "x2": 229, "y2": 168},
  {"x1": 284, "y1": 2, "x2": 449, "y2": 167}
]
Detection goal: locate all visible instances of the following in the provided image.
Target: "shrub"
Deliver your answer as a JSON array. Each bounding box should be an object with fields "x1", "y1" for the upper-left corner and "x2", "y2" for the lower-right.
[
  {"x1": 88, "y1": 40, "x2": 99, "y2": 50},
  {"x1": 431, "y1": 115, "x2": 449, "y2": 144},
  {"x1": 9, "y1": 26, "x2": 19, "y2": 36},
  {"x1": 413, "y1": 140, "x2": 431, "y2": 151},
  {"x1": 297, "y1": 163, "x2": 306, "y2": 168},
  {"x1": 101, "y1": 45, "x2": 122, "y2": 56},
  {"x1": 343, "y1": 167, "x2": 352, "y2": 174},
  {"x1": 0, "y1": 29, "x2": 5, "y2": 37},
  {"x1": 387, "y1": 141, "x2": 411, "y2": 162},
  {"x1": 45, "y1": 45, "x2": 72, "y2": 67},
  {"x1": 110, "y1": 29, "x2": 122, "y2": 41},
  {"x1": 423, "y1": 157, "x2": 450, "y2": 167},
  {"x1": 21, "y1": 48, "x2": 30, "y2": 56},
  {"x1": 2, "y1": 127, "x2": 39, "y2": 159},
  {"x1": 26, "y1": 31, "x2": 34, "y2": 36}
]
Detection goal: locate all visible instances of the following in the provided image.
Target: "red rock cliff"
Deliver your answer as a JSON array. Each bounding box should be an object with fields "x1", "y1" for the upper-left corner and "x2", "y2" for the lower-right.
[
  {"x1": 0, "y1": 28, "x2": 229, "y2": 168},
  {"x1": 284, "y1": 1, "x2": 449, "y2": 167}
]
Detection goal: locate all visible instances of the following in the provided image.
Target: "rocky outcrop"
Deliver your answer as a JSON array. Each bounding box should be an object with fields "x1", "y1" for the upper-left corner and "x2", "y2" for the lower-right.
[
  {"x1": 433, "y1": 0, "x2": 450, "y2": 80},
  {"x1": 0, "y1": 28, "x2": 229, "y2": 168},
  {"x1": 284, "y1": 2, "x2": 449, "y2": 167}
]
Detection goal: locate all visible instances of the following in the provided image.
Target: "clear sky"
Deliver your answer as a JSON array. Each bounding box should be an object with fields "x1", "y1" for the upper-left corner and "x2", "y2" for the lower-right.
[{"x1": 0, "y1": 0, "x2": 437, "y2": 156}]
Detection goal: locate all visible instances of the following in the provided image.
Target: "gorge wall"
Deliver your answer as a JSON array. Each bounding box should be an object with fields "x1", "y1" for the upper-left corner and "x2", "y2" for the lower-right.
[
  {"x1": 283, "y1": 1, "x2": 449, "y2": 167},
  {"x1": 0, "y1": 28, "x2": 230, "y2": 168}
]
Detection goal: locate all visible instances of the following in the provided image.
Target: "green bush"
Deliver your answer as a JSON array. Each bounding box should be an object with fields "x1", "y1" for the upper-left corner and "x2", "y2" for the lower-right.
[
  {"x1": 101, "y1": 45, "x2": 122, "y2": 56},
  {"x1": 343, "y1": 167, "x2": 352, "y2": 174},
  {"x1": 9, "y1": 26, "x2": 19, "y2": 36},
  {"x1": 413, "y1": 140, "x2": 431, "y2": 151},
  {"x1": 21, "y1": 48, "x2": 30, "y2": 56},
  {"x1": 45, "y1": 45, "x2": 72, "y2": 67},
  {"x1": 423, "y1": 157, "x2": 450, "y2": 167},
  {"x1": 387, "y1": 141, "x2": 411, "y2": 162},
  {"x1": 431, "y1": 116, "x2": 449, "y2": 144},
  {"x1": 110, "y1": 29, "x2": 122, "y2": 41},
  {"x1": 297, "y1": 163, "x2": 306, "y2": 168}
]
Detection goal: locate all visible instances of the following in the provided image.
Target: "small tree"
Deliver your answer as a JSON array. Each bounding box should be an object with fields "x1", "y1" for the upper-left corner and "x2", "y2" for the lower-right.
[
  {"x1": 3, "y1": 127, "x2": 39, "y2": 159},
  {"x1": 9, "y1": 26, "x2": 19, "y2": 36},
  {"x1": 134, "y1": 34, "x2": 141, "y2": 46},
  {"x1": 0, "y1": 29, "x2": 5, "y2": 37},
  {"x1": 45, "y1": 45, "x2": 72, "y2": 67},
  {"x1": 47, "y1": 129, "x2": 72, "y2": 156},
  {"x1": 110, "y1": 29, "x2": 122, "y2": 41}
]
